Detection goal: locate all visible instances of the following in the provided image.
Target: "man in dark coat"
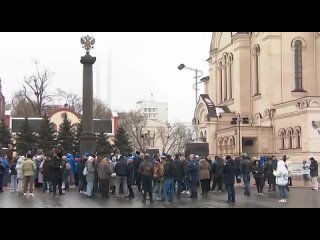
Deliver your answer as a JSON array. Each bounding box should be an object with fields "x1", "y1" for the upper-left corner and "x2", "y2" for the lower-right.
[
  {"x1": 42, "y1": 156, "x2": 53, "y2": 192},
  {"x1": 264, "y1": 156, "x2": 276, "y2": 192},
  {"x1": 234, "y1": 157, "x2": 242, "y2": 184},
  {"x1": 78, "y1": 157, "x2": 87, "y2": 193},
  {"x1": 97, "y1": 157, "x2": 111, "y2": 199},
  {"x1": 127, "y1": 156, "x2": 135, "y2": 199},
  {"x1": 187, "y1": 154, "x2": 199, "y2": 199},
  {"x1": 133, "y1": 151, "x2": 142, "y2": 192},
  {"x1": 114, "y1": 155, "x2": 129, "y2": 198},
  {"x1": 92, "y1": 155, "x2": 99, "y2": 197},
  {"x1": 240, "y1": 154, "x2": 252, "y2": 196},
  {"x1": 51, "y1": 151, "x2": 65, "y2": 195},
  {"x1": 211, "y1": 156, "x2": 224, "y2": 192},
  {"x1": 223, "y1": 155, "x2": 236, "y2": 204},
  {"x1": 139, "y1": 154, "x2": 154, "y2": 203},
  {"x1": 173, "y1": 153, "x2": 185, "y2": 198}
]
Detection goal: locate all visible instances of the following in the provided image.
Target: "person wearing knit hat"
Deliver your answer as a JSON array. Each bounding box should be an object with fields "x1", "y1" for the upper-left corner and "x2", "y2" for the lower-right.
[
  {"x1": 139, "y1": 154, "x2": 154, "y2": 203},
  {"x1": 0, "y1": 159, "x2": 5, "y2": 192},
  {"x1": 223, "y1": 155, "x2": 236, "y2": 204},
  {"x1": 113, "y1": 153, "x2": 129, "y2": 198},
  {"x1": 127, "y1": 155, "x2": 135, "y2": 199},
  {"x1": 309, "y1": 157, "x2": 318, "y2": 191}
]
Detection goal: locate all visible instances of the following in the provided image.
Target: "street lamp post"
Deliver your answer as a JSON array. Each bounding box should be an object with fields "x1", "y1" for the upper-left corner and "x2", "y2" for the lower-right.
[
  {"x1": 231, "y1": 115, "x2": 249, "y2": 156},
  {"x1": 178, "y1": 64, "x2": 203, "y2": 142}
]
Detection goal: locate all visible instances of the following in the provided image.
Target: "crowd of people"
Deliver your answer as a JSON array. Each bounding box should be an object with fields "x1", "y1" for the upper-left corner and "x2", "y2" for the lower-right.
[{"x1": 0, "y1": 150, "x2": 318, "y2": 205}]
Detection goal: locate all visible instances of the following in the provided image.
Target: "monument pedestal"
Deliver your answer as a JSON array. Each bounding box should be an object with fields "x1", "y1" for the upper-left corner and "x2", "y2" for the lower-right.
[
  {"x1": 185, "y1": 142, "x2": 209, "y2": 159},
  {"x1": 80, "y1": 131, "x2": 97, "y2": 156}
]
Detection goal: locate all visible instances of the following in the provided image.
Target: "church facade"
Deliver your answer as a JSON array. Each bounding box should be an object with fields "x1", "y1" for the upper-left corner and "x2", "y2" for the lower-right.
[{"x1": 197, "y1": 32, "x2": 320, "y2": 163}]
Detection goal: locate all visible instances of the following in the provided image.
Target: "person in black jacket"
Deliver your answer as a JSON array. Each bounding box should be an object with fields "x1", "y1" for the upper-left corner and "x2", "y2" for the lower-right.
[
  {"x1": 223, "y1": 155, "x2": 236, "y2": 204},
  {"x1": 251, "y1": 158, "x2": 265, "y2": 195},
  {"x1": 139, "y1": 154, "x2": 154, "y2": 203},
  {"x1": 42, "y1": 155, "x2": 53, "y2": 193},
  {"x1": 240, "y1": 155, "x2": 252, "y2": 196},
  {"x1": 205, "y1": 154, "x2": 213, "y2": 190},
  {"x1": 234, "y1": 157, "x2": 242, "y2": 185},
  {"x1": 114, "y1": 155, "x2": 129, "y2": 198},
  {"x1": 264, "y1": 156, "x2": 276, "y2": 192},
  {"x1": 211, "y1": 156, "x2": 224, "y2": 192},
  {"x1": 51, "y1": 152, "x2": 65, "y2": 195},
  {"x1": 127, "y1": 156, "x2": 135, "y2": 199},
  {"x1": 133, "y1": 151, "x2": 142, "y2": 192},
  {"x1": 78, "y1": 157, "x2": 87, "y2": 193},
  {"x1": 173, "y1": 153, "x2": 185, "y2": 198}
]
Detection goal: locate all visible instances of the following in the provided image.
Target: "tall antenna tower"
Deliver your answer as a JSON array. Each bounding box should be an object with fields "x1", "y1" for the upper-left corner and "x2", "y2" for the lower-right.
[
  {"x1": 107, "y1": 45, "x2": 112, "y2": 108},
  {"x1": 96, "y1": 58, "x2": 101, "y2": 99}
]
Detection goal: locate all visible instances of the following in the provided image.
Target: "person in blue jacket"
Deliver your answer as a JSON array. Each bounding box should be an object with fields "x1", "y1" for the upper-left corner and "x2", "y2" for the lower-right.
[{"x1": 2, "y1": 155, "x2": 10, "y2": 188}]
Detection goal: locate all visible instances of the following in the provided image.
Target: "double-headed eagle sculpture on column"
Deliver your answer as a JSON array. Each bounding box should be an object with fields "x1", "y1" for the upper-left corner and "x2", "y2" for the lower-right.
[{"x1": 81, "y1": 35, "x2": 95, "y2": 54}]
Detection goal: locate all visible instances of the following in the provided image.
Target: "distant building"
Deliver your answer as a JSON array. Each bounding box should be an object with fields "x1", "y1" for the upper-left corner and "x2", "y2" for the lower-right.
[
  {"x1": 0, "y1": 79, "x2": 5, "y2": 119},
  {"x1": 136, "y1": 99, "x2": 168, "y2": 123}
]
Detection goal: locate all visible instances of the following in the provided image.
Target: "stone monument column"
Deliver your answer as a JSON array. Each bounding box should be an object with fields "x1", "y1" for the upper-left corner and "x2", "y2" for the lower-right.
[{"x1": 80, "y1": 35, "x2": 96, "y2": 157}]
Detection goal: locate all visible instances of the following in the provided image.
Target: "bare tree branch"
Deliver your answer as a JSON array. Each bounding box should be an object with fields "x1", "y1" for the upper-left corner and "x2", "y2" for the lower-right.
[
  {"x1": 10, "y1": 91, "x2": 37, "y2": 117},
  {"x1": 21, "y1": 61, "x2": 54, "y2": 117},
  {"x1": 156, "y1": 122, "x2": 192, "y2": 154},
  {"x1": 120, "y1": 110, "x2": 147, "y2": 151},
  {"x1": 93, "y1": 98, "x2": 112, "y2": 119},
  {"x1": 55, "y1": 88, "x2": 83, "y2": 114}
]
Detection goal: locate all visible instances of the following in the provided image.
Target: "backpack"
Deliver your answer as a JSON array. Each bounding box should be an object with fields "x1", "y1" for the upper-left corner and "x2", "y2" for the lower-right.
[
  {"x1": 141, "y1": 162, "x2": 153, "y2": 177},
  {"x1": 188, "y1": 161, "x2": 199, "y2": 172},
  {"x1": 66, "y1": 163, "x2": 71, "y2": 171},
  {"x1": 83, "y1": 166, "x2": 88, "y2": 176}
]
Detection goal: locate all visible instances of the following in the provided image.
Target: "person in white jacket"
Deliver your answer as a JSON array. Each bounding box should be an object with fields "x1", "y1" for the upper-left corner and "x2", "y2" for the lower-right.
[
  {"x1": 273, "y1": 159, "x2": 289, "y2": 203},
  {"x1": 15, "y1": 156, "x2": 25, "y2": 195}
]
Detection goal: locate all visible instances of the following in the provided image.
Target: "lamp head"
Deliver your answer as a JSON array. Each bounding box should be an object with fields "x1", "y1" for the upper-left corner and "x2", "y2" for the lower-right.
[
  {"x1": 200, "y1": 76, "x2": 209, "y2": 82},
  {"x1": 178, "y1": 64, "x2": 185, "y2": 70}
]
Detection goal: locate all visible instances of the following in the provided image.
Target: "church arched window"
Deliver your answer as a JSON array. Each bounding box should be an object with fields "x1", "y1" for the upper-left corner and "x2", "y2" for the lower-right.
[
  {"x1": 219, "y1": 60, "x2": 223, "y2": 102},
  {"x1": 228, "y1": 54, "x2": 233, "y2": 99},
  {"x1": 253, "y1": 45, "x2": 260, "y2": 95},
  {"x1": 294, "y1": 40, "x2": 303, "y2": 91},
  {"x1": 224, "y1": 54, "x2": 228, "y2": 101}
]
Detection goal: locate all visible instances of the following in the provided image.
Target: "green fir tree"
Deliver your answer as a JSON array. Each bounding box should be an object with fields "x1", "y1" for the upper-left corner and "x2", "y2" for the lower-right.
[
  {"x1": 73, "y1": 120, "x2": 83, "y2": 153},
  {"x1": 96, "y1": 132, "x2": 112, "y2": 156},
  {"x1": 38, "y1": 115, "x2": 56, "y2": 155},
  {"x1": 16, "y1": 118, "x2": 36, "y2": 155},
  {"x1": 0, "y1": 119, "x2": 12, "y2": 147},
  {"x1": 57, "y1": 113, "x2": 74, "y2": 154},
  {"x1": 114, "y1": 125, "x2": 133, "y2": 156}
]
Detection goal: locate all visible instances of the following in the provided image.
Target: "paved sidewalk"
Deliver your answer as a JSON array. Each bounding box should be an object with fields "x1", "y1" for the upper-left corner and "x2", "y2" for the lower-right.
[
  {"x1": 0, "y1": 186, "x2": 318, "y2": 208},
  {"x1": 235, "y1": 180, "x2": 312, "y2": 188}
]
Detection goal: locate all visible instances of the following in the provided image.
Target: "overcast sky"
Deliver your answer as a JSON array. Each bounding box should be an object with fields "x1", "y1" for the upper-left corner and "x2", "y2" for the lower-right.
[{"x1": 0, "y1": 32, "x2": 212, "y2": 123}]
